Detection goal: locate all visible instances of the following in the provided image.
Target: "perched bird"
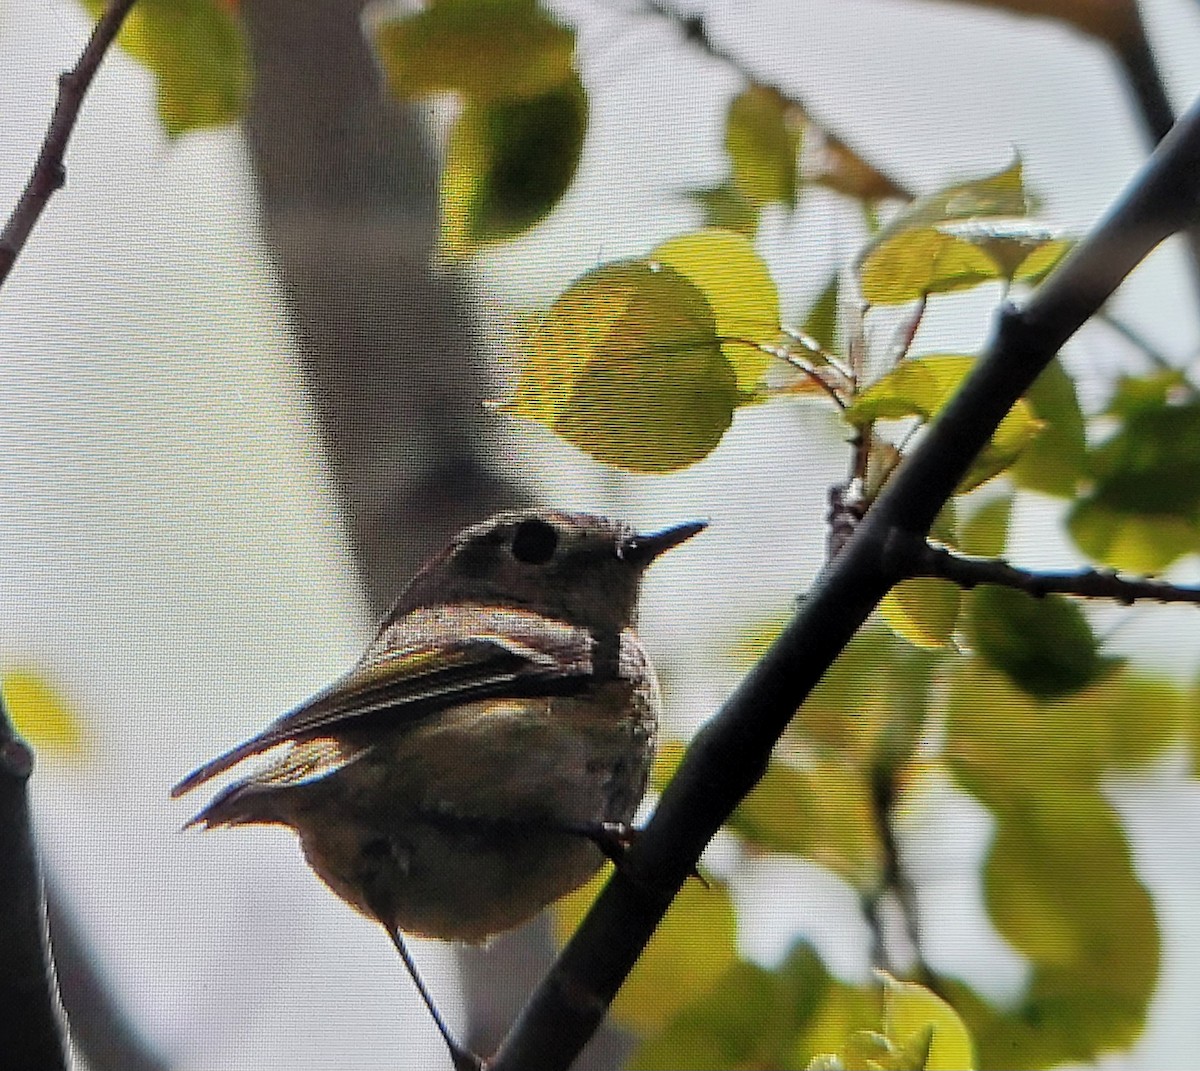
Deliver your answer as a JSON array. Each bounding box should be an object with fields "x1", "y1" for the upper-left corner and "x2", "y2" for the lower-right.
[{"x1": 172, "y1": 509, "x2": 705, "y2": 1069}]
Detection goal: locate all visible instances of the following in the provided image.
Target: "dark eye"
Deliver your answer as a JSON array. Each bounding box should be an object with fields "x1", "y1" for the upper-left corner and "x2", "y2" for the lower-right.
[{"x1": 511, "y1": 518, "x2": 559, "y2": 564}]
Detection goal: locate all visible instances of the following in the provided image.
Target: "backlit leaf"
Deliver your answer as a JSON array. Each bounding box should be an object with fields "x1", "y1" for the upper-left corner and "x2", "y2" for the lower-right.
[
  {"x1": 1067, "y1": 401, "x2": 1200, "y2": 572},
  {"x1": 630, "y1": 945, "x2": 878, "y2": 1070},
  {"x1": 725, "y1": 84, "x2": 801, "y2": 207},
  {"x1": 651, "y1": 229, "x2": 780, "y2": 390},
  {"x1": 881, "y1": 974, "x2": 976, "y2": 1071},
  {"x1": 553, "y1": 869, "x2": 737, "y2": 1035},
  {"x1": 965, "y1": 586, "x2": 1116, "y2": 698},
  {"x1": 504, "y1": 261, "x2": 740, "y2": 471},
  {"x1": 957, "y1": 495, "x2": 1012, "y2": 558},
  {"x1": 849, "y1": 355, "x2": 1042, "y2": 491},
  {"x1": 1010, "y1": 360, "x2": 1088, "y2": 498},
  {"x1": 880, "y1": 578, "x2": 961, "y2": 650},
  {"x1": 84, "y1": 0, "x2": 249, "y2": 136},
  {"x1": 372, "y1": 0, "x2": 575, "y2": 104}
]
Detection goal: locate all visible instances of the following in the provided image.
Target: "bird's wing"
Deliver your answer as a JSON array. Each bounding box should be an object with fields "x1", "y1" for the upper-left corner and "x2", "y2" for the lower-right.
[{"x1": 171, "y1": 604, "x2": 594, "y2": 798}]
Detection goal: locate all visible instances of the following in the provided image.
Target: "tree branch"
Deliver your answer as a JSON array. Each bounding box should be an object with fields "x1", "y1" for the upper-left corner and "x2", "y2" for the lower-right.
[
  {"x1": 903, "y1": 540, "x2": 1200, "y2": 604},
  {"x1": 0, "y1": 698, "x2": 70, "y2": 1071},
  {"x1": 0, "y1": 0, "x2": 138, "y2": 289},
  {"x1": 489, "y1": 88, "x2": 1200, "y2": 1071}
]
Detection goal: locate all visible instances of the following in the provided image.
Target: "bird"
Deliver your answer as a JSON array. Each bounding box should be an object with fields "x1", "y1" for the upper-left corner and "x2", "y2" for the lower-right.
[{"x1": 172, "y1": 509, "x2": 705, "y2": 1069}]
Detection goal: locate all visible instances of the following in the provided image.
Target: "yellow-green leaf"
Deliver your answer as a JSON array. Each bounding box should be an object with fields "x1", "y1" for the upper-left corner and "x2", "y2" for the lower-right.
[
  {"x1": 965, "y1": 586, "x2": 1117, "y2": 699},
  {"x1": 880, "y1": 974, "x2": 975, "y2": 1071},
  {"x1": 84, "y1": 0, "x2": 249, "y2": 136},
  {"x1": 732, "y1": 755, "x2": 883, "y2": 890},
  {"x1": 554, "y1": 869, "x2": 737, "y2": 1036},
  {"x1": 2, "y1": 668, "x2": 88, "y2": 760},
  {"x1": 690, "y1": 183, "x2": 761, "y2": 237},
  {"x1": 957, "y1": 495, "x2": 1012, "y2": 558},
  {"x1": 504, "y1": 261, "x2": 740, "y2": 471},
  {"x1": 941, "y1": 786, "x2": 1158, "y2": 1068},
  {"x1": 651, "y1": 229, "x2": 780, "y2": 390},
  {"x1": 849, "y1": 355, "x2": 1042, "y2": 491},
  {"x1": 725, "y1": 84, "x2": 801, "y2": 207},
  {"x1": 440, "y1": 75, "x2": 587, "y2": 256},
  {"x1": 880, "y1": 578, "x2": 961, "y2": 650},
  {"x1": 1066, "y1": 401, "x2": 1200, "y2": 572},
  {"x1": 631, "y1": 945, "x2": 878, "y2": 1070},
  {"x1": 371, "y1": 0, "x2": 575, "y2": 104},
  {"x1": 860, "y1": 229, "x2": 1000, "y2": 305},
  {"x1": 1010, "y1": 359, "x2": 1088, "y2": 498}
]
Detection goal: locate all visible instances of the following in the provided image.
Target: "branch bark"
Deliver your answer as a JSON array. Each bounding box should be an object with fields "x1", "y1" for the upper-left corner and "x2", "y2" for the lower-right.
[
  {"x1": 490, "y1": 87, "x2": 1200, "y2": 1071},
  {"x1": 0, "y1": 699, "x2": 70, "y2": 1071},
  {"x1": 0, "y1": 0, "x2": 138, "y2": 288}
]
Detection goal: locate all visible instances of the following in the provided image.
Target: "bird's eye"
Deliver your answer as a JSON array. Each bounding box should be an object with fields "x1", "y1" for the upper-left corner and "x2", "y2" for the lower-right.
[{"x1": 511, "y1": 518, "x2": 559, "y2": 564}]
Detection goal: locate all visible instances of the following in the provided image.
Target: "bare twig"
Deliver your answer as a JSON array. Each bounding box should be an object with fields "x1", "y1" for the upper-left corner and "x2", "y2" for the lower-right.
[
  {"x1": 0, "y1": 699, "x2": 70, "y2": 1071},
  {"x1": 902, "y1": 539, "x2": 1200, "y2": 605},
  {"x1": 489, "y1": 89, "x2": 1200, "y2": 1071},
  {"x1": 0, "y1": 0, "x2": 139, "y2": 288},
  {"x1": 631, "y1": 0, "x2": 915, "y2": 202}
]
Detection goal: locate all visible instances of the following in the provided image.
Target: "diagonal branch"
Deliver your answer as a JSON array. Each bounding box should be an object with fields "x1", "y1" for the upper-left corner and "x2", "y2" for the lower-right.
[
  {"x1": 902, "y1": 538, "x2": 1200, "y2": 605},
  {"x1": 0, "y1": 0, "x2": 139, "y2": 289},
  {"x1": 489, "y1": 87, "x2": 1200, "y2": 1071}
]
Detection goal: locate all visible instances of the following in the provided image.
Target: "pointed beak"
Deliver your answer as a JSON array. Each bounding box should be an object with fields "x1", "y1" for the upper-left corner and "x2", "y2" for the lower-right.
[{"x1": 621, "y1": 519, "x2": 707, "y2": 565}]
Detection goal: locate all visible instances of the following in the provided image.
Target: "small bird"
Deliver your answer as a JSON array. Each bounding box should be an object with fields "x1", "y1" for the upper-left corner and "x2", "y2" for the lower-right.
[{"x1": 172, "y1": 509, "x2": 705, "y2": 1069}]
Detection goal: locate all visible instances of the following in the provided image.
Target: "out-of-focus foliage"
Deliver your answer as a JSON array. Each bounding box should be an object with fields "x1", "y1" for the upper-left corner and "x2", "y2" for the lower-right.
[
  {"x1": 2, "y1": 667, "x2": 88, "y2": 760},
  {"x1": 371, "y1": 0, "x2": 585, "y2": 256},
  {"x1": 81, "y1": 0, "x2": 249, "y2": 136}
]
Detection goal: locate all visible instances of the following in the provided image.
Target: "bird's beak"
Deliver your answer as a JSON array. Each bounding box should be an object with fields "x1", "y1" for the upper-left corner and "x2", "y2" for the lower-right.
[{"x1": 621, "y1": 520, "x2": 708, "y2": 565}]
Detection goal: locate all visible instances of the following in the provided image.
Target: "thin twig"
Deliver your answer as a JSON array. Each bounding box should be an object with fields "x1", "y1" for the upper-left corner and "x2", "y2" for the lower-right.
[
  {"x1": 905, "y1": 540, "x2": 1200, "y2": 605},
  {"x1": 631, "y1": 0, "x2": 916, "y2": 202},
  {"x1": 0, "y1": 0, "x2": 139, "y2": 288}
]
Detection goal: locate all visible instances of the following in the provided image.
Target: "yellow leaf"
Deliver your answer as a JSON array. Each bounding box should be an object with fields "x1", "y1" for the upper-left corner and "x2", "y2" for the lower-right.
[
  {"x1": 3, "y1": 668, "x2": 88, "y2": 761},
  {"x1": 651, "y1": 229, "x2": 780, "y2": 391},
  {"x1": 880, "y1": 973, "x2": 976, "y2": 1071}
]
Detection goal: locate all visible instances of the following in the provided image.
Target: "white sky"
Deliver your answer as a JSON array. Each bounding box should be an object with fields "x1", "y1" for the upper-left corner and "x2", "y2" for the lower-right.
[{"x1": 2, "y1": 0, "x2": 1200, "y2": 1068}]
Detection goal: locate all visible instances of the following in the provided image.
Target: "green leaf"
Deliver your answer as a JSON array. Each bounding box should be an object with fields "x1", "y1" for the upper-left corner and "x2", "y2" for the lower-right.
[
  {"x1": 651, "y1": 229, "x2": 780, "y2": 390},
  {"x1": 874, "y1": 161, "x2": 1029, "y2": 240},
  {"x1": 947, "y1": 657, "x2": 1182, "y2": 792},
  {"x1": 725, "y1": 84, "x2": 801, "y2": 207},
  {"x1": 801, "y1": 275, "x2": 841, "y2": 355},
  {"x1": 1010, "y1": 360, "x2": 1088, "y2": 498},
  {"x1": 690, "y1": 183, "x2": 762, "y2": 237},
  {"x1": 630, "y1": 945, "x2": 878, "y2": 1070},
  {"x1": 83, "y1": 0, "x2": 249, "y2": 136},
  {"x1": 857, "y1": 162, "x2": 1070, "y2": 305},
  {"x1": 554, "y1": 869, "x2": 737, "y2": 1036},
  {"x1": 849, "y1": 355, "x2": 1043, "y2": 491},
  {"x1": 440, "y1": 75, "x2": 587, "y2": 255},
  {"x1": 880, "y1": 579, "x2": 962, "y2": 650},
  {"x1": 965, "y1": 586, "x2": 1116, "y2": 699},
  {"x1": 880, "y1": 974, "x2": 976, "y2": 1071},
  {"x1": 734, "y1": 756, "x2": 883, "y2": 890},
  {"x1": 2, "y1": 668, "x2": 89, "y2": 761},
  {"x1": 504, "y1": 261, "x2": 740, "y2": 471},
  {"x1": 1067, "y1": 401, "x2": 1200, "y2": 572},
  {"x1": 371, "y1": 0, "x2": 575, "y2": 104},
  {"x1": 860, "y1": 230, "x2": 1001, "y2": 305},
  {"x1": 958, "y1": 495, "x2": 1013, "y2": 558},
  {"x1": 939, "y1": 785, "x2": 1158, "y2": 1068}
]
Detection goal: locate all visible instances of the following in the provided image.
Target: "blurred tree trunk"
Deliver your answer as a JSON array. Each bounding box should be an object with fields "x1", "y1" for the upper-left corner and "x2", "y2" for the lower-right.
[{"x1": 238, "y1": 1, "x2": 629, "y2": 1065}]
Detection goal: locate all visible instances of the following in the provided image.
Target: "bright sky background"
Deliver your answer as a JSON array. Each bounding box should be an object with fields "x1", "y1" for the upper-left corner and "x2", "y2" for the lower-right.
[{"x1": 2, "y1": 0, "x2": 1200, "y2": 1068}]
